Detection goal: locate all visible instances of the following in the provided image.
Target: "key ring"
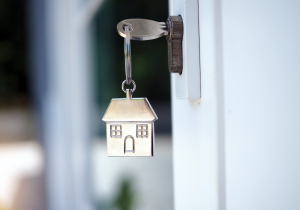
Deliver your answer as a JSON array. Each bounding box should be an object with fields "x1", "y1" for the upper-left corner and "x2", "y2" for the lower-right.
[
  {"x1": 122, "y1": 80, "x2": 136, "y2": 93},
  {"x1": 124, "y1": 25, "x2": 132, "y2": 84}
]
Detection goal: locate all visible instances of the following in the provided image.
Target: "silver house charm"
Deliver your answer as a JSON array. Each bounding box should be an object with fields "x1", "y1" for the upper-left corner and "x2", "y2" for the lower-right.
[
  {"x1": 102, "y1": 25, "x2": 157, "y2": 156},
  {"x1": 102, "y1": 89, "x2": 158, "y2": 157}
]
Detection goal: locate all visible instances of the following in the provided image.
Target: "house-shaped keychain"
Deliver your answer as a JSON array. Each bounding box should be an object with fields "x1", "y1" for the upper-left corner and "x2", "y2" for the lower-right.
[{"x1": 102, "y1": 89, "x2": 158, "y2": 157}]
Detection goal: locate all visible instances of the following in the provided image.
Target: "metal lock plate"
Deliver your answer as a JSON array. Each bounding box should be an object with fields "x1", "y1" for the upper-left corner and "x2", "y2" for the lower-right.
[{"x1": 166, "y1": 16, "x2": 183, "y2": 74}]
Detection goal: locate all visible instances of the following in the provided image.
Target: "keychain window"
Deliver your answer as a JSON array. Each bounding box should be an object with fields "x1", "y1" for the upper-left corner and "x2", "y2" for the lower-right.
[
  {"x1": 136, "y1": 124, "x2": 148, "y2": 138},
  {"x1": 110, "y1": 125, "x2": 122, "y2": 138}
]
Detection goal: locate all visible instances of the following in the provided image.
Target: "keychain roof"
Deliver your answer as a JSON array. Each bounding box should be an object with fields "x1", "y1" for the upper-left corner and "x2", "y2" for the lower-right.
[{"x1": 102, "y1": 89, "x2": 158, "y2": 122}]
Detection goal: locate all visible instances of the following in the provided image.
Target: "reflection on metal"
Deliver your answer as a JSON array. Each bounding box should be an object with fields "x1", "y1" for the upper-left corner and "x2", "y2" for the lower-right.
[{"x1": 124, "y1": 135, "x2": 135, "y2": 153}]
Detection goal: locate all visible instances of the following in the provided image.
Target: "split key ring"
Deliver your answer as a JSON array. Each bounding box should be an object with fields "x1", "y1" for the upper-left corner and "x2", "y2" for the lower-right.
[{"x1": 124, "y1": 25, "x2": 132, "y2": 85}]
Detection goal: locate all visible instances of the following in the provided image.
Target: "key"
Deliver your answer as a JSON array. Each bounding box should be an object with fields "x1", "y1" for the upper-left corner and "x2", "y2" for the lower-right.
[{"x1": 117, "y1": 19, "x2": 168, "y2": 41}]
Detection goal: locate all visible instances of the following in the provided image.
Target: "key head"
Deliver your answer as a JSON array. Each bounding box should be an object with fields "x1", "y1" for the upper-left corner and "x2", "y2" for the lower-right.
[{"x1": 117, "y1": 19, "x2": 168, "y2": 41}]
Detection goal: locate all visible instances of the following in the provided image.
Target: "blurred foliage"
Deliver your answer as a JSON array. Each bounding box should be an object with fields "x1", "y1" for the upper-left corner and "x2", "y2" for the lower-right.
[
  {"x1": 0, "y1": 0, "x2": 28, "y2": 107},
  {"x1": 111, "y1": 178, "x2": 135, "y2": 210},
  {"x1": 93, "y1": 0, "x2": 169, "y2": 107},
  {"x1": 96, "y1": 178, "x2": 135, "y2": 210}
]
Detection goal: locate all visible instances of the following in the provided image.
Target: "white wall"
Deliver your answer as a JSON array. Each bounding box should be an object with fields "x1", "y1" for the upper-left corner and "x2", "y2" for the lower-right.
[
  {"x1": 171, "y1": 0, "x2": 300, "y2": 210},
  {"x1": 222, "y1": 1, "x2": 300, "y2": 210}
]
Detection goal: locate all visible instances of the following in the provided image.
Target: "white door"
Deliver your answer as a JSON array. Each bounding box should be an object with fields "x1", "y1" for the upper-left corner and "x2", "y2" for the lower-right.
[{"x1": 170, "y1": 0, "x2": 300, "y2": 210}]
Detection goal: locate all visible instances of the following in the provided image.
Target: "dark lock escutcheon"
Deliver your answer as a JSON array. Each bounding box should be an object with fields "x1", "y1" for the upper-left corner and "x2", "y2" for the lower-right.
[{"x1": 166, "y1": 16, "x2": 183, "y2": 74}]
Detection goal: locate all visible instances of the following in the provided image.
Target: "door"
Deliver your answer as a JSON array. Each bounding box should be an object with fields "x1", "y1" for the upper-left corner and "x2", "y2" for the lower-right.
[{"x1": 170, "y1": 0, "x2": 300, "y2": 210}]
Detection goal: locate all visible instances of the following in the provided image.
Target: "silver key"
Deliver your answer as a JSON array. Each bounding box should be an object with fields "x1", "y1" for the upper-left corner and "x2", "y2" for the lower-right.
[{"x1": 117, "y1": 19, "x2": 168, "y2": 41}]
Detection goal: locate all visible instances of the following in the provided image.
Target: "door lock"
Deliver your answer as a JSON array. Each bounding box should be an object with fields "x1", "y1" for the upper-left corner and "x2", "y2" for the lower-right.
[{"x1": 116, "y1": 16, "x2": 184, "y2": 74}]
